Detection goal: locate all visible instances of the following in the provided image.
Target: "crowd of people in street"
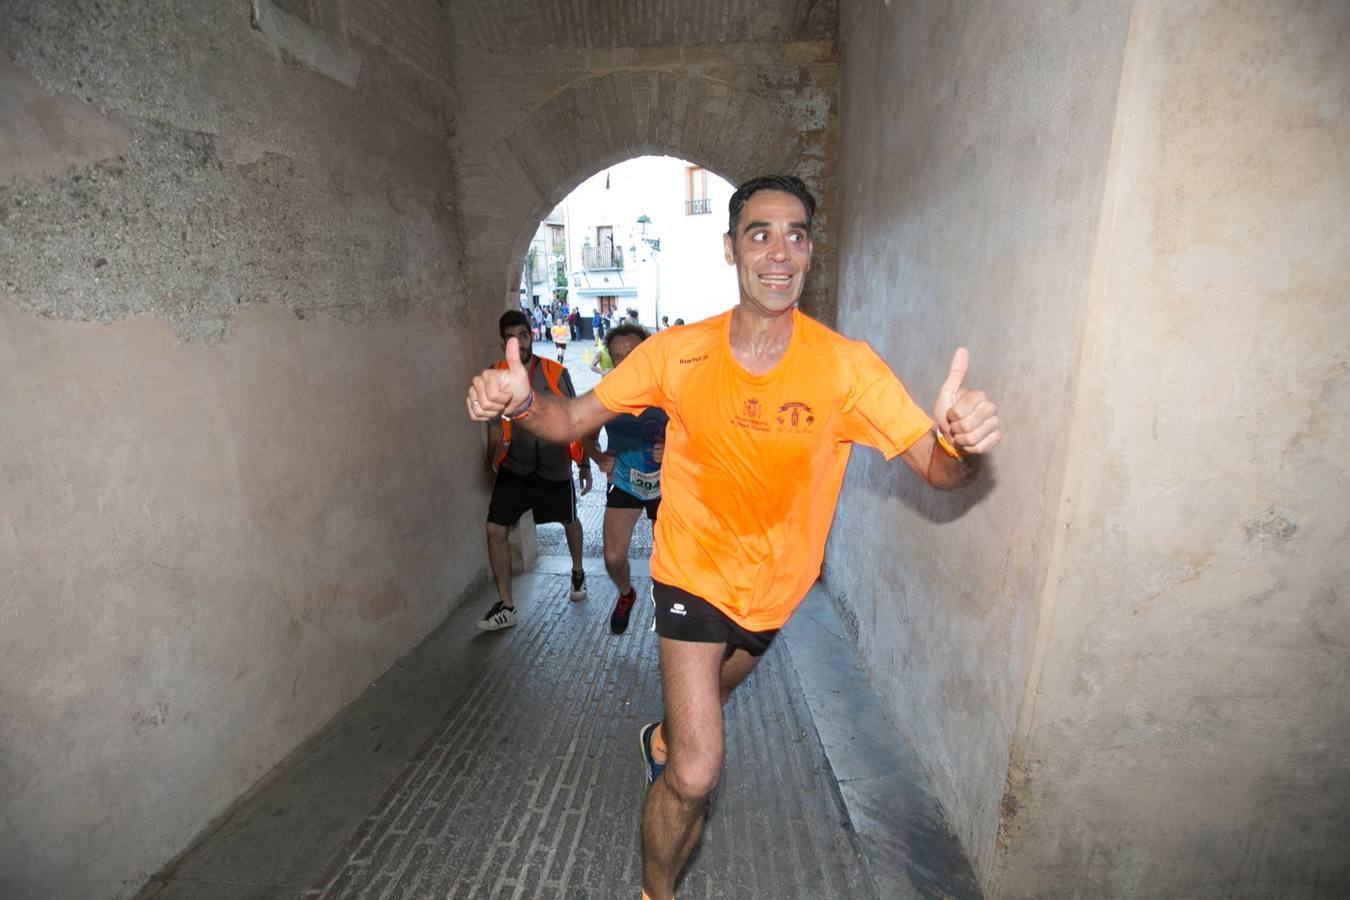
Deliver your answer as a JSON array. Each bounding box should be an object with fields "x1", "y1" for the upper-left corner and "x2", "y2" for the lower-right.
[{"x1": 527, "y1": 302, "x2": 679, "y2": 350}]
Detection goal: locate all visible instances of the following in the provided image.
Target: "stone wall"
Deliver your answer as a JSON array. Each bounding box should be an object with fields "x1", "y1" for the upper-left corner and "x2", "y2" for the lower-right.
[
  {"x1": 828, "y1": 0, "x2": 1132, "y2": 881},
  {"x1": 828, "y1": 0, "x2": 1349, "y2": 896},
  {"x1": 447, "y1": 0, "x2": 841, "y2": 362},
  {"x1": 0, "y1": 3, "x2": 479, "y2": 898}
]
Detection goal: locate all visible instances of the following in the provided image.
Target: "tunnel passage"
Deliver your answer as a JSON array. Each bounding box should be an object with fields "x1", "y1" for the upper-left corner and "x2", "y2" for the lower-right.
[
  {"x1": 9, "y1": 2, "x2": 1343, "y2": 899},
  {"x1": 0, "y1": 4, "x2": 842, "y2": 898},
  {"x1": 456, "y1": 64, "x2": 842, "y2": 341}
]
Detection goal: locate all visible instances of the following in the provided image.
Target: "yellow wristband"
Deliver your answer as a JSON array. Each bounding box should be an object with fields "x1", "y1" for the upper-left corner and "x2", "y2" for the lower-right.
[{"x1": 935, "y1": 430, "x2": 963, "y2": 459}]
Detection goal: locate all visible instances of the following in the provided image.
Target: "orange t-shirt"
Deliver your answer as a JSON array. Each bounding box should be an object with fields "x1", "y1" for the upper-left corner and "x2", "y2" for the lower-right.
[{"x1": 593, "y1": 308, "x2": 933, "y2": 631}]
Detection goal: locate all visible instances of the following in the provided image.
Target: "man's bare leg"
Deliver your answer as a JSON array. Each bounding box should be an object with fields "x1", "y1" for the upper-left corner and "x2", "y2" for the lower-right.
[
  {"x1": 719, "y1": 647, "x2": 759, "y2": 703},
  {"x1": 564, "y1": 517, "x2": 584, "y2": 571},
  {"x1": 646, "y1": 647, "x2": 760, "y2": 765},
  {"x1": 603, "y1": 507, "x2": 642, "y2": 593},
  {"x1": 641, "y1": 640, "x2": 764, "y2": 898},
  {"x1": 563, "y1": 516, "x2": 588, "y2": 600},
  {"x1": 641, "y1": 639, "x2": 723, "y2": 899},
  {"x1": 485, "y1": 521, "x2": 513, "y2": 608}
]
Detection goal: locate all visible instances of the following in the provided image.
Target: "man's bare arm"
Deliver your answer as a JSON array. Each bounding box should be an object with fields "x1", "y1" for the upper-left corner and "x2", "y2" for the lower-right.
[
  {"x1": 582, "y1": 426, "x2": 618, "y2": 472},
  {"x1": 897, "y1": 347, "x2": 1001, "y2": 491},
  {"x1": 485, "y1": 421, "x2": 503, "y2": 467},
  {"x1": 512, "y1": 390, "x2": 615, "y2": 444},
  {"x1": 466, "y1": 338, "x2": 615, "y2": 441},
  {"x1": 897, "y1": 431, "x2": 982, "y2": 491},
  {"x1": 581, "y1": 428, "x2": 602, "y2": 464}
]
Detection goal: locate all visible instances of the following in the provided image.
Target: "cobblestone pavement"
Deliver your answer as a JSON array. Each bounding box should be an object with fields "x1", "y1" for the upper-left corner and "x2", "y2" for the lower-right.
[
  {"x1": 536, "y1": 471, "x2": 651, "y2": 561},
  {"x1": 138, "y1": 331, "x2": 979, "y2": 900},
  {"x1": 305, "y1": 569, "x2": 877, "y2": 899}
]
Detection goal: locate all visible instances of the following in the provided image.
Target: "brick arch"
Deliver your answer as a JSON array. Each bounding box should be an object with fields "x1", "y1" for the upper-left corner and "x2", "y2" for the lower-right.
[{"x1": 479, "y1": 70, "x2": 821, "y2": 313}]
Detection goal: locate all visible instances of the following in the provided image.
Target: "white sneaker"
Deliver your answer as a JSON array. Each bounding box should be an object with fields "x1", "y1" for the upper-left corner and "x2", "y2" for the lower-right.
[
  {"x1": 570, "y1": 570, "x2": 588, "y2": 602},
  {"x1": 477, "y1": 601, "x2": 517, "y2": 631}
]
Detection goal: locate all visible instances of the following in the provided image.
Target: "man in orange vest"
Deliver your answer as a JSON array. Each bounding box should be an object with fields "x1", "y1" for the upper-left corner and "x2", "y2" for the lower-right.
[
  {"x1": 478, "y1": 310, "x2": 592, "y2": 631},
  {"x1": 466, "y1": 176, "x2": 1003, "y2": 899}
]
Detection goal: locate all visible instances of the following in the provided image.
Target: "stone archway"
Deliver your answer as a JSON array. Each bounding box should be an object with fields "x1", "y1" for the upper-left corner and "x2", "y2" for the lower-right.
[{"x1": 465, "y1": 69, "x2": 835, "y2": 326}]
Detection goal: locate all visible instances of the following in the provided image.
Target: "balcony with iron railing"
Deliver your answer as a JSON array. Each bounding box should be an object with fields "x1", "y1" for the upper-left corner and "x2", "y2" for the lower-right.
[
  {"x1": 685, "y1": 197, "x2": 711, "y2": 215},
  {"x1": 582, "y1": 245, "x2": 622, "y2": 270}
]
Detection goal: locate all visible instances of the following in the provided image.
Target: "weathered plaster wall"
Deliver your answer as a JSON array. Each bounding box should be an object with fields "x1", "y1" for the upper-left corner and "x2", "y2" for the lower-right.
[
  {"x1": 0, "y1": 3, "x2": 480, "y2": 898},
  {"x1": 447, "y1": 0, "x2": 840, "y2": 358},
  {"x1": 827, "y1": 0, "x2": 1131, "y2": 882},
  {"x1": 996, "y1": 2, "x2": 1350, "y2": 896},
  {"x1": 1, "y1": 1, "x2": 461, "y2": 343},
  {"x1": 831, "y1": 0, "x2": 1349, "y2": 896}
]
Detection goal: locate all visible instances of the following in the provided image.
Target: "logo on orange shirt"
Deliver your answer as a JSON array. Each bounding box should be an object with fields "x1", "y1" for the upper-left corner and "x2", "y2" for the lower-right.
[
  {"x1": 733, "y1": 397, "x2": 769, "y2": 432},
  {"x1": 775, "y1": 401, "x2": 817, "y2": 432}
]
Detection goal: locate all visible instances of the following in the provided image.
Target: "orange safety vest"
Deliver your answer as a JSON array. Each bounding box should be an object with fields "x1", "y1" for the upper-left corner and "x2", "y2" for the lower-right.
[{"x1": 491, "y1": 356, "x2": 584, "y2": 468}]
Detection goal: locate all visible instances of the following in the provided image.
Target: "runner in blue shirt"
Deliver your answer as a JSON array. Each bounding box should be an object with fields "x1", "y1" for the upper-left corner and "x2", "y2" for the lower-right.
[{"x1": 584, "y1": 323, "x2": 668, "y2": 634}]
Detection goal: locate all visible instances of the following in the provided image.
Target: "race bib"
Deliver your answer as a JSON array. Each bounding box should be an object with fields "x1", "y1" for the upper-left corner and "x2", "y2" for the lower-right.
[{"x1": 627, "y1": 467, "x2": 661, "y2": 500}]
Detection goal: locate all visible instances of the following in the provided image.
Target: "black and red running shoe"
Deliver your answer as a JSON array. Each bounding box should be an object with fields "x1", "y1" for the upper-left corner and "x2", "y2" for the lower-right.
[{"x1": 610, "y1": 587, "x2": 637, "y2": 634}]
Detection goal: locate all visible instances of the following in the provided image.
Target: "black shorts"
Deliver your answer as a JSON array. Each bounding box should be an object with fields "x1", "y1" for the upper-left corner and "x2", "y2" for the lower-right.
[
  {"x1": 487, "y1": 467, "x2": 576, "y2": 527},
  {"x1": 606, "y1": 483, "x2": 661, "y2": 520},
  {"x1": 651, "y1": 582, "x2": 778, "y2": 658}
]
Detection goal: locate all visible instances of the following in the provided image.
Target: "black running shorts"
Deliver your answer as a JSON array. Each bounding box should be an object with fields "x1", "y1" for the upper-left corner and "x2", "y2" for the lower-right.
[
  {"x1": 651, "y1": 581, "x2": 778, "y2": 658},
  {"x1": 487, "y1": 467, "x2": 576, "y2": 527},
  {"x1": 606, "y1": 482, "x2": 661, "y2": 520}
]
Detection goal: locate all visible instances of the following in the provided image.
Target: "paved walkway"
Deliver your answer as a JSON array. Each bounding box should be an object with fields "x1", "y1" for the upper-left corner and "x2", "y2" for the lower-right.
[
  {"x1": 536, "y1": 333, "x2": 652, "y2": 561},
  {"x1": 305, "y1": 566, "x2": 873, "y2": 899},
  {"x1": 136, "y1": 337, "x2": 981, "y2": 900}
]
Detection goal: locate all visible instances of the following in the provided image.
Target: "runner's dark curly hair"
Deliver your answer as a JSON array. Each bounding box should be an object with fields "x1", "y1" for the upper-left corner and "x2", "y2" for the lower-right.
[{"x1": 604, "y1": 322, "x2": 649, "y2": 351}]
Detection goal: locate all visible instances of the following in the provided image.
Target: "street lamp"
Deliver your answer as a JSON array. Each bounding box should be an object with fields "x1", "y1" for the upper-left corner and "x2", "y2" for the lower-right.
[{"x1": 637, "y1": 214, "x2": 661, "y2": 327}]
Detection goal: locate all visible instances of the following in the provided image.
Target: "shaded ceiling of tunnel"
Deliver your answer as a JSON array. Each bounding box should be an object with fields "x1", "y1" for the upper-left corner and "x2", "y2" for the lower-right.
[{"x1": 454, "y1": 0, "x2": 838, "y2": 51}]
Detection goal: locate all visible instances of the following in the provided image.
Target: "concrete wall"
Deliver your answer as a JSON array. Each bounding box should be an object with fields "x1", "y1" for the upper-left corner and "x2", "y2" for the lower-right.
[
  {"x1": 829, "y1": 0, "x2": 1349, "y2": 896},
  {"x1": 0, "y1": 3, "x2": 480, "y2": 898},
  {"x1": 996, "y1": 2, "x2": 1350, "y2": 896},
  {"x1": 827, "y1": 0, "x2": 1132, "y2": 882}
]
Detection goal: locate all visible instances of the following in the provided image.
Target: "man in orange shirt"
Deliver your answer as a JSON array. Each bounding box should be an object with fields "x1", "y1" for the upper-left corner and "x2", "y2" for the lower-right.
[{"x1": 467, "y1": 175, "x2": 1002, "y2": 900}]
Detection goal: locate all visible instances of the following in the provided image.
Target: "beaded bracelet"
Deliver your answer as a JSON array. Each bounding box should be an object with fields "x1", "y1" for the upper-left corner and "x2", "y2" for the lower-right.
[{"x1": 501, "y1": 390, "x2": 535, "y2": 421}]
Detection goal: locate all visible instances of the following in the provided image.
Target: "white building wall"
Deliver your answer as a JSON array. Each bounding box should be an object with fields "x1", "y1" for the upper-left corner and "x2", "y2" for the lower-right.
[
  {"x1": 551, "y1": 156, "x2": 738, "y2": 329},
  {"x1": 658, "y1": 167, "x2": 738, "y2": 325}
]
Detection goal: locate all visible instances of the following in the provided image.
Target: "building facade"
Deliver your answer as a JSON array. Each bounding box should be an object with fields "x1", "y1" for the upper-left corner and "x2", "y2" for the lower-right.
[{"x1": 547, "y1": 156, "x2": 738, "y2": 330}]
